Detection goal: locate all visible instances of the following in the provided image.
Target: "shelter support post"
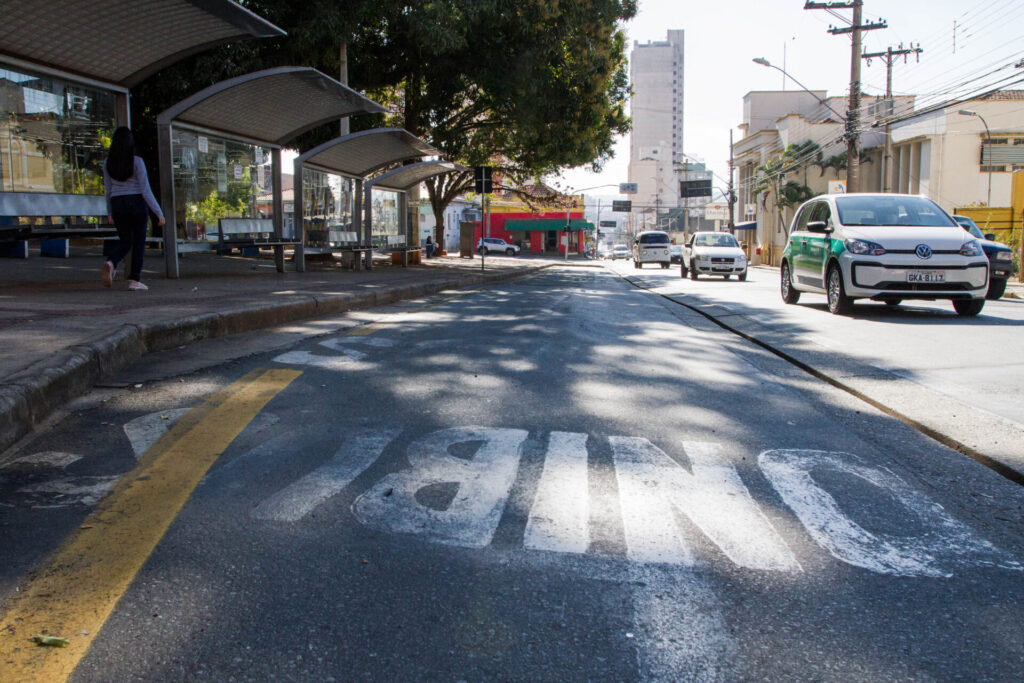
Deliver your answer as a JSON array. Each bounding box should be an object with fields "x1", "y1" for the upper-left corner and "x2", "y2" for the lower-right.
[
  {"x1": 293, "y1": 161, "x2": 305, "y2": 272},
  {"x1": 354, "y1": 179, "x2": 365, "y2": 271},
  {"x1": 363, "y1": 182, "x2": 373, "y2": 271},
  {"x1": 157, "y1": 122, "x2": 180, "y2": 279},
  {"x1": 271, "y1": 148, "x2": 284, "y2": 273}
]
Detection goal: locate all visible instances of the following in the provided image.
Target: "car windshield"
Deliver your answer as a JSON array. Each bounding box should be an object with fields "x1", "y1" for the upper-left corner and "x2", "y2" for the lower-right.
[
  {"x1": 639, "y1": 232, "x2": 669, "y2": 244},
  {"x1": 694, "y1": 233, "x2": 739, "y2": 247},
  {"x1": 955, "y1": 217, "x2": 985, "y2": 240},
  {"x1": 835, "y1": 196, "x2": 957, "y2": 227}
]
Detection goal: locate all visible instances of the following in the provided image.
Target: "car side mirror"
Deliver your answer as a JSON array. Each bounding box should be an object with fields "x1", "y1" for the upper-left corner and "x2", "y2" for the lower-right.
[
  {"x1": 985, "y1": 232, "x2": 996, "y2": 241},
  {"x1": 806, "y1": 220, "x2": 833, "y2": 234}
]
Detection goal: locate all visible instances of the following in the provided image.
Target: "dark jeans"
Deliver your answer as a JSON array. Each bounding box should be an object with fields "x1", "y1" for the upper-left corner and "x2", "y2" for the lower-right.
[{"x1": 109, "y1": 194, "x2": 148, "y2": 282}]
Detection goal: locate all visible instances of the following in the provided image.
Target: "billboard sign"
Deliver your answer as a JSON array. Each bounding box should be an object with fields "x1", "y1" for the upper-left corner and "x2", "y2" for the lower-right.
[
  {"x1": 599, "y1": 220, "x2": 616, "y2": 227},
  {"x1": 618, "y1": 182, "x2": 638, "y2": 194},
  {"x1": 680, "y1": 179, "x2": 713, "y2": 198},
  {"x1": 611, "y1": 200, "x2": 632, "y2": 212},
  {"x1": 704, "y1": 203, "x2": 730, "y2": 221}
]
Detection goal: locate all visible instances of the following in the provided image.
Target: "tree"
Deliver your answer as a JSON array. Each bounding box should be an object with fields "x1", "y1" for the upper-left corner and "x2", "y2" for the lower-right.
[
  {"x1": 753, "y1": 142, "x2": 816, "y2": 238},
  {"x1": 130, "y1": 1, "x2": 637, "y2": 249}
]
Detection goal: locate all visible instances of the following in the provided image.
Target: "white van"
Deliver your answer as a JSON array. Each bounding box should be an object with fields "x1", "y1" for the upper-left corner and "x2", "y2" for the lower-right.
[{"x1": 632, "y1": 230, "x2": 671, "y2": 269}]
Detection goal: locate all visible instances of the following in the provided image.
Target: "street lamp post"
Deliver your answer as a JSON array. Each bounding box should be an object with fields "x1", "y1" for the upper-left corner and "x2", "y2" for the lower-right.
[
  {"x1": 959, "y1": 109, "x2": 993, "y2": 207},
  {"x1": 752, "y1": 58, "x2": 847, "y2": 122}
]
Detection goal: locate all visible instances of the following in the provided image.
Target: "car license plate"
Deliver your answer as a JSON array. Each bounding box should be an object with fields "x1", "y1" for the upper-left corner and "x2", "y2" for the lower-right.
[{"x1": 907, "y1": 270, "x2": 944, "y2": 283}]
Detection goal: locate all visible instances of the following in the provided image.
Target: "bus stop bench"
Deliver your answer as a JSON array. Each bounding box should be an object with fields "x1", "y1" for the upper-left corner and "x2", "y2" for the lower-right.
[
  {"x1": 379, "y1": 246, "x2": 422, "y2": 267},
  {"x1": 217, "y1": 217, "x2": 300, "y2": 256},
  {"x1": 0, "y1": 192, "x2": 117, "y2": 258}
]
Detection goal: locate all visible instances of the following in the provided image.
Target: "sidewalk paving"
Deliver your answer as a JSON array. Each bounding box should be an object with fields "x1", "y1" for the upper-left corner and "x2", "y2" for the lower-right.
[{"x1": 0, "y1": 247, "x2": 563, "y2": 454}]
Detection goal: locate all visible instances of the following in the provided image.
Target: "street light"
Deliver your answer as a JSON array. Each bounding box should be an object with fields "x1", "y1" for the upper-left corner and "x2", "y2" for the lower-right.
[
  {"x1": 959, "y1": 109, "x2": 992, "y2": 207},
  {"x1": 562, "y1": 183, "x2": 619, "y2": 261},
  {"x1": 752, "y1": 58, "x2": 847, "y2": 122}
]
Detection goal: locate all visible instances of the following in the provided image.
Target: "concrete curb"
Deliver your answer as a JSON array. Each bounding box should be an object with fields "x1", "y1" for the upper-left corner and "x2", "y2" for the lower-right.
[{"x1": 0, "y1": 263, "x2": 548, "y2": 454}]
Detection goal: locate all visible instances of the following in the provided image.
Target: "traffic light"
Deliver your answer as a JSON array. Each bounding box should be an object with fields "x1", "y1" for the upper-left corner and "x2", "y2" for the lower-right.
[{"x1": 474, "y1": 166, "x2": 493, "y2": 193}]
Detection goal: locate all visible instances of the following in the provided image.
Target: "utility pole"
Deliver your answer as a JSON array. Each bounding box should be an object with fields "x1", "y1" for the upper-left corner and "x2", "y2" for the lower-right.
[
  {"x1": 863, "y1": 43, "x2": 923, "y2": 192},
  {"x1": 806, "y1": 1, "x2": 886, "y2": 193},
  {"x1": 728, "y1": 129, "x2": 736, "y2": 231}
]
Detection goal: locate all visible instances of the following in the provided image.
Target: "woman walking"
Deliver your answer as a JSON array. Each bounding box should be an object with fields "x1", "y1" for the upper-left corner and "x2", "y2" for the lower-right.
[{"x1": 101, "y1": 127, "x2": 164, "y2": 290}]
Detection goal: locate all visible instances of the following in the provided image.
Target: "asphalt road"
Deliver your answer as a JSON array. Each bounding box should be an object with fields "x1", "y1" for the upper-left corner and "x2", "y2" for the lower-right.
[{"x1": 2, "y1": 265, "x2": 1023, "y2": 681}]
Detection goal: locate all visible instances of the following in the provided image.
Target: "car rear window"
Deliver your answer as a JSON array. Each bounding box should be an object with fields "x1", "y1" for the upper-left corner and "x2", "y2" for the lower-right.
[
  {"x1": 835, "y1": 196, "x2": 957, "y2": 227},
  {"x1": 639, "y1": 232, "x2": 669, "y2": 244}
]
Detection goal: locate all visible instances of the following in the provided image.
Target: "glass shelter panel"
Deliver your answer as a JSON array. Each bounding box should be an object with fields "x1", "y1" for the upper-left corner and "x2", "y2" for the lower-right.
[
  {"x1": 302, "y1": 167, "x2": 356, "y2": 247},
  {"x1": 0, "y1": 62, "x2": 117, "y2": 196},
  {"x1": 170, "y1": 127, "x2": 273, "y2": 241},
  {"x1": 372, "y1": 188, "x2": 404, "y2": 248}
]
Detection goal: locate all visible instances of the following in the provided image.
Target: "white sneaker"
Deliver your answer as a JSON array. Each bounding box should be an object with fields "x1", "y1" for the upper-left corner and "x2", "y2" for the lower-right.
[
  {"x1": 127, "y1": 280, "x2": 148, "y2": 291},
  {"x1": 101, "y1": 261, "x2": 113, "y2": 288}
]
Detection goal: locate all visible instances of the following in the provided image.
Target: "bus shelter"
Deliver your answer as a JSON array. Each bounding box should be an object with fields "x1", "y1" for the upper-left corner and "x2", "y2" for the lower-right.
[
  {"x1": 364, "y1": 160, "x2": 465, "y2": 268},
  {"x1": 156, "y1": 67, "x2": 384, "y2": 278},
  {"x1": 0, "y1": 0, "x2": 284, "y2": 259},
  {"x1": 292, "y1": 129, "x2": 440, "y2": 271}
]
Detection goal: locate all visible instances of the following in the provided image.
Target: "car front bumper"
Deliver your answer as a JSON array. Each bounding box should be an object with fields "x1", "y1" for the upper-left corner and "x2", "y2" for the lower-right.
[
  {"x1": 693, "y1": 258, "x2": 747, "y2": 275},
  {"x1": 845, "y1": 256, "x2": 989, "y2": 299}
]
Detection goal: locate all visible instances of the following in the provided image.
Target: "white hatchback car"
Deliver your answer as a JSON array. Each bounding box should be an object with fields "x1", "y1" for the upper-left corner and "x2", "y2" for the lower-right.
[{"x1": 780, "y1": 194, "x2": 989, "y2": 316}]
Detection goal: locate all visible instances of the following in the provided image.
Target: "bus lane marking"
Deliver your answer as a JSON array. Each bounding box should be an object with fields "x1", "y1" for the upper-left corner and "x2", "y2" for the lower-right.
[
  {"x1": 0, "y1": 368, "x2": 300, "y2": 682},
  {"x1": 759, "y1": 449, "x2": 1023, "y2": 577}
]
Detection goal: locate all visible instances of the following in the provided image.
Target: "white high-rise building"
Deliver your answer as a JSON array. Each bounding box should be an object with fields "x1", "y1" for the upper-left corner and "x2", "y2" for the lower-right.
[{"x1": 628, "y1": 30, "x2": 685, "y2": 229}]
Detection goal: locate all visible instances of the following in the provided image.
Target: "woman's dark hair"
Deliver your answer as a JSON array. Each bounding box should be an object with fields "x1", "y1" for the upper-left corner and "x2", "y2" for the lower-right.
[{"x1": 106, "y1": 126, "x2": 135, "y2": 182}]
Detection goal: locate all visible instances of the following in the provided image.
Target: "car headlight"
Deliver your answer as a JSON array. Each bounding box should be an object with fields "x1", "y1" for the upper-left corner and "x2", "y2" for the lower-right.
[
  {"x1": 844, "y1": 238, "x2": 886, "y2": 256},
  {"x1": 995, "y1": 251, "x2": 1012, "y2": 261},
  {"x1": 959, "y1": 239, "x2": 982, "y2": 257}
]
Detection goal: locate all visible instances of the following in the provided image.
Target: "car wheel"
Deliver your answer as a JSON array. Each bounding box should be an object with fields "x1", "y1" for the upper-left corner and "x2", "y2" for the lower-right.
[
  {"x1": 661, "y1": 262, "x2": 669, "y2": 269},
  {"x1": 689, "y1": 260, "x2": 698, "y2": 280},
  {"x1": 780, "y1": 262, "x2": 800, "y2": 304},
  {"x1": 738, "y1": 271, "x2": 747, "y2": 282},
  {"x1": 953, "y1": 298, "x2": 985, "y2": 316},
  {"x1": 506, "y1": 248, "x2": 515, "y2": 256},
  {"x1": 987, "y1": 277, "x2": 1007, "y2": 300},
  {"x1": 884, "y1": 299, "x2": 902, "y2": 307},
  {"x1": 634, "y1": 260, "x2": 640, "y2": 269},
  {"x1": 723, "y1": 274, "x2": 731, "y2": 280},
  {"x1": 680, "y1": 262, "x2": 688, "y2": 278},
  {"x1": 826, "y1": 264, "x2": 853, "y2": 315}
]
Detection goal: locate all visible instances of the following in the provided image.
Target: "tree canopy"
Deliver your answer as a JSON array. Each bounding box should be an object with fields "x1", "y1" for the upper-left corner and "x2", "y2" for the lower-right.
[{"x1": 132, "y1": 1, "x2": 637, "y2": 244}]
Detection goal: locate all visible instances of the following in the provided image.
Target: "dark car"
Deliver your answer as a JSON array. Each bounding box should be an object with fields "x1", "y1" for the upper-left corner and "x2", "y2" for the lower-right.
[
  {"x1": 670, "y1": 244, "x2": 682, "y2": 263},
  {"x1": 954, "y1": 215, "x2": 1014, "y2": 299}
]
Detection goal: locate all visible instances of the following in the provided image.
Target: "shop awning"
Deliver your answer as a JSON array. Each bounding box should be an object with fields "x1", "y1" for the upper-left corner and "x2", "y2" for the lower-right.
[
  {"x1": 0, "y1": 0, "x2": 286, "y2": 87},
  {"x1": 504, "y1": 218, "x2": 595, "y2": 231},
  {"x1": 733, "y1": 221, "x2": 758, "y2": 231}
]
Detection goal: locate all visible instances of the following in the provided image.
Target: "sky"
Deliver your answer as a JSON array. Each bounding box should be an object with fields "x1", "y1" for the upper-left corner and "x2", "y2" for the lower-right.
[{"x1": 554, "y1": 0, "x2": 1024, "y2": 199}]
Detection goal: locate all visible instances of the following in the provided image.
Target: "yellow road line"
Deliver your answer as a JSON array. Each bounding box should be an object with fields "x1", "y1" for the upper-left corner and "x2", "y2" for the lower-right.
[
  {"x1": 0, "y1": 368, "x2": 300, "y2": 682},
  {"x1": 347, "y1": 324, "x2": 384, "y2": 336}
]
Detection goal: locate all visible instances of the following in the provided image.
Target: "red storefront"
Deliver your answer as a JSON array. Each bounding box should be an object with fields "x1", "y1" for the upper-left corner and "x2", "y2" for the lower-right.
[{"x1": 475, "y1": 212, "x2": 592, "y2": 255}]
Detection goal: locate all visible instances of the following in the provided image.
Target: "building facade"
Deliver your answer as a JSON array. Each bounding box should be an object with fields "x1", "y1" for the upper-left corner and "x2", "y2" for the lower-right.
[{"x1": 628, "y1": 30, "x2": 685, "y2": 224}]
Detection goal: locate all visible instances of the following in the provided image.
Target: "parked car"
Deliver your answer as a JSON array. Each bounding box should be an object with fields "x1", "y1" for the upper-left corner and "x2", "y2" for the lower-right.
[
  {"x1": 681, "y1": 231, "x2": 748, "y2": 280},
  {"x1": 632, "y1": 230, "x2": 671, "y2": 269},
  {"x1": 598, "y1": 245, "x2": 613, "y2": 259},
  {"x1": 780, "y1": 194, "x2": 989, "y2": 316},
  {"x1": 477, "y1": 237, "x2": 520, "y2": 255},
  {"x1": 669, "y1": 244, "x2": 683, "y2": 263},
  {"x1": 953, "y1": 214, "x2": 1014, "y2": 300},
  {"x1": 611, "y1": 244, "x2": 630, "y2": 260}
]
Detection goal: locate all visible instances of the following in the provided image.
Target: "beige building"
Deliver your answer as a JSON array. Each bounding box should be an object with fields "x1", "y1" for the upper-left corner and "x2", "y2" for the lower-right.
[
  {"x1": 733, "y1": 91, "x2": 914, "y2": 265},
  {"x1": 889, "y1": 91, "x2": 1024, "y2": 210}
]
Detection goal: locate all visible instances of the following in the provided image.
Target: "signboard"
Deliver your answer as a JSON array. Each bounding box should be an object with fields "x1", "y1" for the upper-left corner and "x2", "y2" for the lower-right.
[
  {"x1": 618, "y1": 182, "x2": 638, "y2": 194},
  {"x1": 611, "y1": 200, "x2": 632, "y2": 212},
  {"x1": 704, "y1": 203, "x2": 730, "y2": 221},
  {"x1": 745, "y1": 203, "x2": 757, "y2": 217},
  {"x1": 599, "y1": 220, "x2": 616, "y2": 228},
  {"x1": 680, "y1": 179, "x2": 713, "y2": 198},
  {"x1": 474, "y1": 166, "x2": 493, "y2": 193},
  {"x1": 828, "y1": 180, "x2": 847, "y2": 194}
]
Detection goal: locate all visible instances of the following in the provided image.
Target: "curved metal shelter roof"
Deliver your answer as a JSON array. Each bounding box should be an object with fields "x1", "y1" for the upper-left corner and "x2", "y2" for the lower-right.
[
  {"x1": 296, "y1": 129, "x2": 440, "y2": 177},
  {"x1": 0, "y1": 0, "x2": 285, "y2": 87},
  {"x1": 157, "y1": 67, "x2": 384, "y2": 146},
  {"x1": 369, "y1": 161, "x2": 466, "y2": 191}
]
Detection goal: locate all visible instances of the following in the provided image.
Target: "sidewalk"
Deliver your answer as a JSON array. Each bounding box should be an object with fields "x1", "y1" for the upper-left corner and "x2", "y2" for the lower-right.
[{"x1": 0, "y1": 247, "x2": 562, "y2": 454}]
